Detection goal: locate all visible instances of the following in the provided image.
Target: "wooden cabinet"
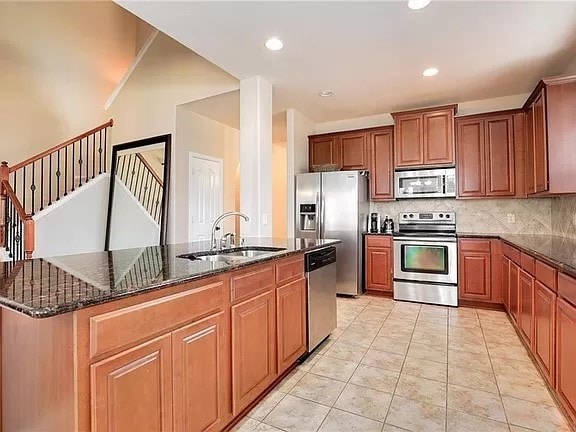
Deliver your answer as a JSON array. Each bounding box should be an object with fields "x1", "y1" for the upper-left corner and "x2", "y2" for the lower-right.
[
  {"x1": 458, "y1": 240, "x2": 491, "y2": 302},
  {"x1": 339, "y1": 132, "x2": 368, "y2": 170},
  {"x1": 276, "y1": 278, "x2": 306, "y2": 374},
  {"x1": 556, "y1": 298, "x2": 576, "y2": 423},
  {"x1": 231, "y1": 289, "x2": 277, "y2": 415},
  {"x1": 392, "y1": 105, "x2": 457, "y2": 168},
  {"x1": 519, "y1": 269, "x2": 534, "y2": 344},
  {"x1": 365, "y1": 235, "x2": 393, "y2": 293},
  {"x1": 309, "y1": 135, "x2": 340, "y2": 168},
  {"x1": 502, "y1": 256, "x2": 510, "y2": 312},
  {"x1": 456, "y1": 113, "x2": 515, "y2": 198},
  {"x1": 534, "y1": 281, "x2": 556, "y2": 386},
  {"x1": 91, "y1": 334, "x2": 173, "y2": 432},
  {"x1": 509, "y1": 261, "x2": 520, "y2": 323},
  {"x1": 172, "y1": 312, "x2": 230, "y2": 432},
  {"x1": 524, "y1": 76, "x2": 576, "y2": 195},
  {"x1": 369, "y1": 127, "x2": 394, "y2": 200}
]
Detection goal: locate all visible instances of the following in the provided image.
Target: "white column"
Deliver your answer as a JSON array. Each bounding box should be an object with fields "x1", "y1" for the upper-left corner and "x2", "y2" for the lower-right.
[{"x1": 240, "y1": 76, "x2": 273, "y2": 237}]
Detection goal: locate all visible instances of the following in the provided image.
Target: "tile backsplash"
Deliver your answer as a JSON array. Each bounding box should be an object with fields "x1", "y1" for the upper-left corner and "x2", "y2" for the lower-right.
[
  {"x1": 370, "y1": 198, "x2": 552, "y2": 235},
  {"x1": 552, "y1": 196, "x2": 576, "y2": 239}
]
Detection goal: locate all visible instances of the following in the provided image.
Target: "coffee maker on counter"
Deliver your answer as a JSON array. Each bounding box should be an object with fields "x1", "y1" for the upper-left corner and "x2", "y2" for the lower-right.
[{"x1": 369, "y1": 213, "x2": 381, "y2": 233}]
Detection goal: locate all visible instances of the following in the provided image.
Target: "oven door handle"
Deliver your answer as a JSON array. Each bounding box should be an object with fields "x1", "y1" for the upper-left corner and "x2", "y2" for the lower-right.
[{"x1": 393, "y1": 237, "x2": 457, "y2": 244}]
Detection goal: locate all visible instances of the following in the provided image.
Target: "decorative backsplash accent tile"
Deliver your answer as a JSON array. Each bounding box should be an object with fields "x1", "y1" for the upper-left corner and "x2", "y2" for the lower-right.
[
  {"x1": 370, "y1": 198, "x2": 552, "y2": 235},
  {"x1": 552, "y1": 196, "x2": 576, "y2": 239}
]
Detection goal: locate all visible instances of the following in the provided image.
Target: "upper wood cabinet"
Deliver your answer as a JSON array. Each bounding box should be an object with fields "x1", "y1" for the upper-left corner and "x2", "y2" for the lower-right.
[
  {"x1": 91, "y1": 334, "x2": 174, "y2": 432},
  {"x1": 369, "y1": 127, "x2": 394, "y2": 201},
  {"x1": 309, "y1": 135, "x2": 340, "y2": 168},
  {"x1": 339, "y1": 132, "x2": 369, "y2": 170},
  {"x1": 392, "y1": 104, "x2": 457, "y2": 168},
  {"x1": 524, "y1": 76, "x2": 576, "y2": 195},
  {"x1": 456, "y1": 113, "x2": 516, "y2": 198},
  {"x1": 172, "y1": 312, "x2": 230, "y2": 432}
]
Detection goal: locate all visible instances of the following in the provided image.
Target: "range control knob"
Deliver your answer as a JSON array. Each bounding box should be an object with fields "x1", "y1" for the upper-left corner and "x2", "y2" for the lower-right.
[
  {"x1": 403, "y1": 214, "x2": 408, "y2": 219},
  {"x1": 409, "y1": 214, "x2": 414, "y2": 218},
  {"x1": 439, "y1": 214, "x2": 444, "y2": 218},
  {"x1": 446, "y1": 214, "x2": 451, "y2": 219}
]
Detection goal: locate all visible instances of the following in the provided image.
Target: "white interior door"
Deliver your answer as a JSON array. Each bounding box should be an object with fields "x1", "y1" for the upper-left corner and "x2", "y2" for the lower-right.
[{"x1": 189, "y1": 153, "x2": 223, "y2": 242}]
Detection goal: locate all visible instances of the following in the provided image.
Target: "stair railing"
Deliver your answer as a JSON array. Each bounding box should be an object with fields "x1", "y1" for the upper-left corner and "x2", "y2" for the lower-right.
[
  {"x1": 5, "y1": 119, "x2": 113, "y2": 216},
  {"x1": 0, "y1": 180, "x2": 34, "y2": 260},
  {"x1": 116, "y1": 152, "x2": 163, "y2": 224}
]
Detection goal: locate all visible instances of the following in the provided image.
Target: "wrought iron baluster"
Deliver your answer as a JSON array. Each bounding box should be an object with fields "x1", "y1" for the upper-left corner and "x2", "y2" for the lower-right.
[
  {"x1": 40, "y1": 158, "x2": 44, "y2": 211},
  {"x1": 136, "y1": 159, "x2": 144, "y2": 201},
  {"x1": 64, "y1": 147, "x2": 68, "y2": 196},
  {"x1": 56, "y1": 150, "x2": 61, "y2": 201},
  {"x1": 104, "y1": 127, "x2": 107, "y2": 173},
  {"x1": 92, "y1": 133, "x2": 95, "y2": 179},
  {"x1": 78, "y1": 138, "x2": 83, "y2": 187},
  {"x1": 85, "y1": 135, "x2": 89, "y2": 183},
  {"x1": 49, "y1": 153, "x2": 53, "y2": 205},
  {"x1": 22, "y1": 166, "x2": 26, "y2": 214},
  {"x1": 98, "y1": 130, "x2": 103, "y2": 175},
  {"x1": 71, "y1": 141, "x2": 75, "y2": 192},
  {"x1": 129, "y1": 154, "x2": 137, "y2": 191},
  {"x1": 31, "y1": 162, "x2": 36, "y2": 215}
]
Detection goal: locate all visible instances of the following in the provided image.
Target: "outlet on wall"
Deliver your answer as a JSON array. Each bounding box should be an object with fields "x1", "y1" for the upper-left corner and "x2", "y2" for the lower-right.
[{"x1": 507, "y1": 214, "x2": 516, "y2": 223}]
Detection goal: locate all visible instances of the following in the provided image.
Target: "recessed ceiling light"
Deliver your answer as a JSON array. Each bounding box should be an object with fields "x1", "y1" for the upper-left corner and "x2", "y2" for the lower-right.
[
  {"x1": 319, "y1": 90, "x2": 334, "y2": 97},
  {"x1": 422, "y1": 67, "x2": 439, "y2": 77},
  {"x1": 408, "y1": 0, "x2": 431, "y2": 10},
  {"x1": 265, "y1": 37, "x2": 283, "y2": 51}
]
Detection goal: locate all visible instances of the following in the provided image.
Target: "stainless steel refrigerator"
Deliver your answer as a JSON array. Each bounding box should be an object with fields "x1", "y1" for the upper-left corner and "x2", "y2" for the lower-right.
[{"x1": 295, "y1": 171, "x2": 369, "y2": 295}]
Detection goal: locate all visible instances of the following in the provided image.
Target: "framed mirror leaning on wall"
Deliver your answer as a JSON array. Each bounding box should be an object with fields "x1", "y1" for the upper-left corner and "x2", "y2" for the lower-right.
[{"x1": 105, "y1": 135, "x2": 171, "y2": 251}]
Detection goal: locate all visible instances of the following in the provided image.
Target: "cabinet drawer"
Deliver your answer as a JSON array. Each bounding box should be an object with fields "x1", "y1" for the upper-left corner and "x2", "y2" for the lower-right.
[
  {"x1": 366, "y1": 235, "x2": 392, "y2": 248},
  {"x1": 90, "y1": 281, "x2": 225, "y2": 358},
  {"x1": 502, "y1": 243, "x2": 521, "y2": 264},
  {"x1": 536, "y1": 260, "x2": 557, "y2": 292},
  {"x1": 231, "y1": 265, "x2": 274, "y2": 304},
  {"x1": 275, "y1": 256, "x2": 304, "y2": 286},
  {"x1": 521, "y1": 253, "x2": 536, "y2": 275},
  {"x1": 559, "y1": 273, "x2": 576, "y2": 307},
  {"x1": 459, "y1": 239, "x2": 491, "y2": 253}
]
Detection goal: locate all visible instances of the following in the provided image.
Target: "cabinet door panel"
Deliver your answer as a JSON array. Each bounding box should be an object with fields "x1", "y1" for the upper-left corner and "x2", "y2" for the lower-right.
[
  {"x1": 534, "y1": 281, "x2": 555, "y2": 385},
  {"x1": 557, "y1": 298, "x2": 576, "y2": 423},
  {"x1": 277, "y1": 278, "x2": 307, "y2": 374},
  {"x1": 340, "y1": 132, "x2": 368, "y2": 170},
  {"x1": 91, "y1": 334, "x2": 173, "y2": 432},
  {"x1": 172, "y1": 312, "x2": 229, "y2": 432},
  {"x1": 456, "y1": 119, "x2": 485, "y2": 197},
  {"x1": 519, "y1": 269, "x2": 534, "y2": 344},
  {"x1": 533, "y1": 89, "x2": 549, "y2": 193},
  {"x1": 232, "y1": 290, "x2": 276, "y2": 415},
  {"x1": 509, "y1": 262, "x2": 520, "y2": 323},
  {"x1": 502, "y1": 257, "x2": 510, "y2": 312},
  {"x1": 424, "y1": 111, "x2": 455, "y2": 165},
  {"x1": 366, "y1": 247, "x2": 393, "y2": 292},
  {"x1": 485, "y1": 115, "x2": 515, "y2": 196},
  {"x1": 525, "y1": 107, "x2": 536, "y2": 195},
  {"x1": 395, "y1": 115, "x2": 424, "y2": 167},
  {"x1": 310, "y1": 136, "x2": 339, "y2": 168},
  {"x1": 369, "y1": 129, "x2": 394, "y2": 200},
  {"x1": 458, "y1": 251, "x2": 491, "y2": 301}
]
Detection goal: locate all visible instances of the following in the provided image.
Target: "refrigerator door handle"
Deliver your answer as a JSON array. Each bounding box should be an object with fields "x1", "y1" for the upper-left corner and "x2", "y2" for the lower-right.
[
  {"x1": 315, "y1": 192, "x2": 321, "y2": 239},
  {"x1": 321, "y1": 193, "x2": 326, "y2": 239}
]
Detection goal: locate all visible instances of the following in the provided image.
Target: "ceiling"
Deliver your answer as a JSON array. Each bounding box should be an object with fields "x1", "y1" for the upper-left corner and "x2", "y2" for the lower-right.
[{"x1": 117, "y1": 1, "x2": 576, "y2": 123}]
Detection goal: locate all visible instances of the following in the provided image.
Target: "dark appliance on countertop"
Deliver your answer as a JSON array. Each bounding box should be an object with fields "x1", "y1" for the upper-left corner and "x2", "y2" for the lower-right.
[
  {"x1": 383, "y1": 216, "x2": 394, "y2": 234},
  {"x1": 370, "y1": 213, "x2": 381, "y2": 233},
  {"x1": 393, "y1": 212, "x2": 458, "y2": 306},
  {"x1": 305, "y1": 246, "x2": 337, "y2": 351}
]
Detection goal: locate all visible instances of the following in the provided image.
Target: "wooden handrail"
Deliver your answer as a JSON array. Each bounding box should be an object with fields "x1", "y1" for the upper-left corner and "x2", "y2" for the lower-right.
[
  {"x1": 135, "y1": 153, "x2": 163, "y2": 187},
  {"x1": 1, "y1": 181, "x2": 28, "y2": 220},
  {"x1": 9, "y1": 119, "x2": 113, "y2": 173}
]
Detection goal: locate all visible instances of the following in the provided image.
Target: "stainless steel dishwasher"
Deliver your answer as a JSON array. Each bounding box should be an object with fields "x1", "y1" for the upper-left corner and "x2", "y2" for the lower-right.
[{"x1": 305, "y1": 246, "x2": 337, "y2": 352}]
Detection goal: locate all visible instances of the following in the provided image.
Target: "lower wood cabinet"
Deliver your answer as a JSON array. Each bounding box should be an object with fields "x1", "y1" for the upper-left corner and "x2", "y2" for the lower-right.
[
  {"x1": 231, "y1": 289, "x2": 277, "y2": 415},
  {"x1": 458, "y1": 240, "x2": 492, "y2": 302},
  {"x1": 172, "y1": 312, "x2": 230, "y2": 432},
  {"x1": 533, "y1": 281, "x2": 556, "y2": 385},
  {"x1": 509, "y1": 261, "x2": 520, "y2": 323},
  {"x1": 277, "y1": 278, "x2": 307, "y2": 374},
  {"x1": 91, "y1": 334, "x2": 173, "y2": 432},
  {"x1": 556, "y1": 298, "x2": 576, "y2": 424},
  {"x1": 365, "y1": 236, "x2": 393, "y2": 292},
  {"x1": 502, "y1": 256, "x2": 510, "y2": 312},
  {"x1": 519, "y1": 269, "x2": 534, "y2": 344}
]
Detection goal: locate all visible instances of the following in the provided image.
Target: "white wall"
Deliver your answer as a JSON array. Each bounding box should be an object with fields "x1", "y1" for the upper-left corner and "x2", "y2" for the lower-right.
[
  {"x1": 108, "y1": 179, "x2": 160, "y2": 250},
  {"x1": 314, "y1": 93, "x2": 530, "y2": 134},
  {"x1": 174, "y1": 109, "x2": 240, "y2": 243},
  {"x1": 273, "y1": 142, "x2": 287, "y2": 238},
  {"x1": 33, "y1": 174, "x2": 110, "y2": 258},
  {"x1": 286, "y1": 109, "x2": 316, "y2": 237},
  {"x1": 0, "y1": 1, "x2": 138, "y2": 165}
]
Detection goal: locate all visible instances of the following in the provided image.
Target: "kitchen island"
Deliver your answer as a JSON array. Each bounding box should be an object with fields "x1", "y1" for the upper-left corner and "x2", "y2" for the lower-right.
[{"x1": 0, "y1": 238, "x2": 339, "y2": 432}]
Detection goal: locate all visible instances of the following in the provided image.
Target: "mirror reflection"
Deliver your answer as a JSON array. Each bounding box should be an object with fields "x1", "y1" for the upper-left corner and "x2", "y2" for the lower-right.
[{"x1": 105, "y1": 135, "x2": 171, "y2": 250}]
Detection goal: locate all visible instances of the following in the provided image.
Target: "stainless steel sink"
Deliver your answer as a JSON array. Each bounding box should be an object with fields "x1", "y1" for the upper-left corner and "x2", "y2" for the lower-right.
[
  {"x1": 223, "y1": 249, "x2": 277, "y2": 258},
  {"x1": 193, "y1": 254, "x2": 242, "y2": 262},
  {"x1": 178, "y1": 247, "x2": 286, "y2": 262}
]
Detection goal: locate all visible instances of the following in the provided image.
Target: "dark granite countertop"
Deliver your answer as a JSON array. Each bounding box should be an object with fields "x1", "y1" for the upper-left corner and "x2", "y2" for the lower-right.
[
  {"x1": 0, "y1": 238, "x2": 340, "y2": 319},
  {"x1": 458, "y1": 233, "x2": 576, "y2": 278}
]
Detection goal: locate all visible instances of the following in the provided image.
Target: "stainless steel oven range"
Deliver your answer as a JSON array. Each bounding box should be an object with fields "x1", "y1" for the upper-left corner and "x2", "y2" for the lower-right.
[{"x1": 393, "y1": 212, "x2": 458, "y2": 306}]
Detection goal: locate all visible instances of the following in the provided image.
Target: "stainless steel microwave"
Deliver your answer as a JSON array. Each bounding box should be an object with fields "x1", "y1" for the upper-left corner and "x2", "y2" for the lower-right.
[{"x1": 395, "y1": 168, "x2": 456, "y2": 199}]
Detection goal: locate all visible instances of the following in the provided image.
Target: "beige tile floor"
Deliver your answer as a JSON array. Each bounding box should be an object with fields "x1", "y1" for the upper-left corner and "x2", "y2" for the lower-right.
[{"x1": 233, "y1": 295, "x2": 574, "y2": 432}]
